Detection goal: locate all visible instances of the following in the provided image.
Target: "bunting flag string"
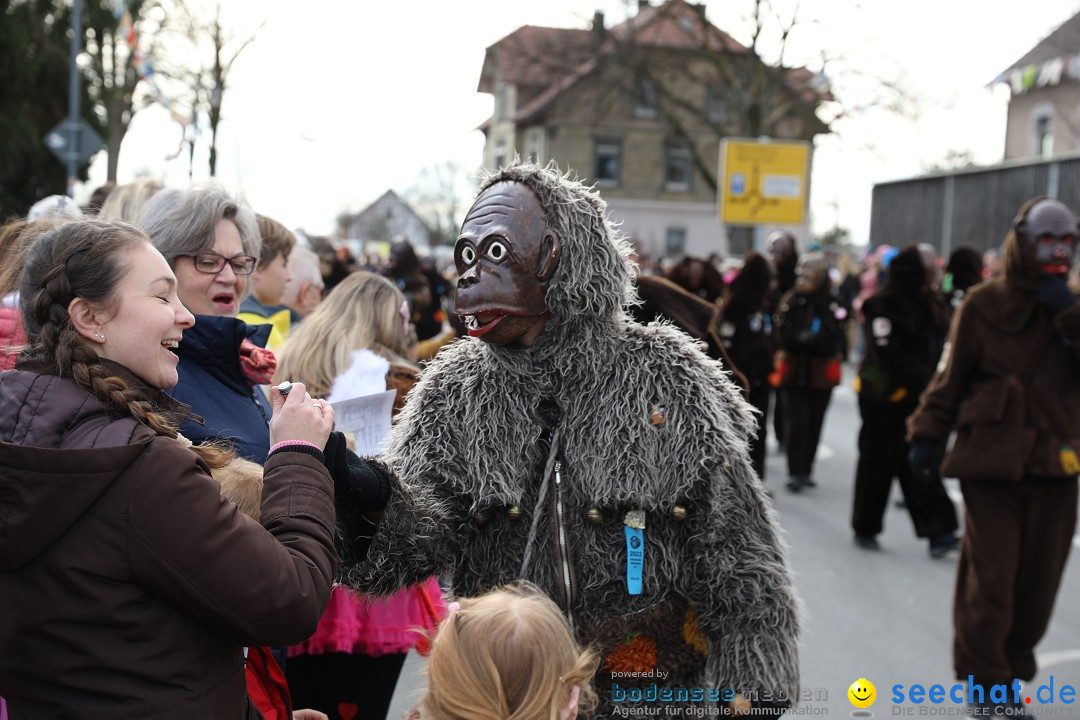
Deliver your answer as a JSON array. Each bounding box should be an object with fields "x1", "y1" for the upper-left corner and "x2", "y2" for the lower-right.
[
  {"x1": 994, "y1": 53, "x2": 1080, "y2": 96},
  {"x1": 108, "y1": 0, "x2": 191, "y2": 127}
]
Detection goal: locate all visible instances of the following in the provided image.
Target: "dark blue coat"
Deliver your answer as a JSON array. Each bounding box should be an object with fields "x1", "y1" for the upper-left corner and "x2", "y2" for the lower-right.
[{"x1": 171, "y1": 315, "x2": 273, "y2": 462}]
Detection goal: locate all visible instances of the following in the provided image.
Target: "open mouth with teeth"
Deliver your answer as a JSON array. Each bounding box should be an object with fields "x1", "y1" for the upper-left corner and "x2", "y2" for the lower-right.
[
  {"x1": 463, "y1": 311, "x2": 507, "y2": 337},
  {"x1": 212, "y1": 292, "x2": 235, "y2": 311}
]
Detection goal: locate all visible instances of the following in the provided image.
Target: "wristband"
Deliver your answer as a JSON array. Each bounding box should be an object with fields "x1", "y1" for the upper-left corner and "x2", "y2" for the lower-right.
[
  {"x1": 268, "y1": 440, "x2": 325, "y2": 464},
  {"x1": 269, "y1": 440, "x2": 320, "y2": 454}
]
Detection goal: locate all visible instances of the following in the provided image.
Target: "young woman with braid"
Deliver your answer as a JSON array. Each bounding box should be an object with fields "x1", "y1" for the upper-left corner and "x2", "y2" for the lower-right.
[{"x1": 0, "y1": 220, "x2": 339, "y2": 718}]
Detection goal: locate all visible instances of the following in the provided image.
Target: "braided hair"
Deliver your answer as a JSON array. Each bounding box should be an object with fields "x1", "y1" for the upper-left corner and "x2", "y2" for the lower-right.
[{"x1": 18, "y1": 220, "x2": 232, "y2": 468}]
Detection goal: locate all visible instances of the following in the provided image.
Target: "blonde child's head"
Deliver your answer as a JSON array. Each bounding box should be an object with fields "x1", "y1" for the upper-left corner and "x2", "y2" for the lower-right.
[{"x1": 418, "y1": 582, "x2": 598, "y2": 720}]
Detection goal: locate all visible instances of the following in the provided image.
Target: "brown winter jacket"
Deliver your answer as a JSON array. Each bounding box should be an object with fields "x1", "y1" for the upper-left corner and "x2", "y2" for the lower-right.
[
  {"x1": 0, "y1": 359, "x2": 337, "y2": 719},
  {"x1": 907, "y1": 278, "x2": 1080, "y2": 480}
]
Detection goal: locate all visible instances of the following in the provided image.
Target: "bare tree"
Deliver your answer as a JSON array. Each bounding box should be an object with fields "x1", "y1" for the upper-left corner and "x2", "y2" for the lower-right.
[
  {"x1": 82, "y1": 0, "x2": 171, "y2": 182},
  {"x1": 161, "y1": 0, "x2": 260, "y2": 177},
  {"x1": 590, "y1": 0, "x2": 831, "y2": 191},
  {"x1": 404, "y1": 161, "x2": 480, "y2": 246},
  {"x1": 202, "y1": 3, "x2": 258, "y2": 176}
]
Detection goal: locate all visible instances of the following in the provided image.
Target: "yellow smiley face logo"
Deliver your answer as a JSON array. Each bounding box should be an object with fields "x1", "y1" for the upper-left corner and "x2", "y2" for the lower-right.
[{"x1": 848, "y1": 678, "x2": 876, "y2": 708}]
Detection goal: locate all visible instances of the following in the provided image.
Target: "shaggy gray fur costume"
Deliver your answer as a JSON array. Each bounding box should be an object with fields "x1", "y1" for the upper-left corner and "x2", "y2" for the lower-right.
[{"x1": 346, "y1": 163, "x2": 800, "y2": 715}]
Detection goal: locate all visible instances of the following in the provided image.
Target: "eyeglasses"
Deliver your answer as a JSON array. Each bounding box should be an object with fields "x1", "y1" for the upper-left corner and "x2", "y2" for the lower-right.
[{"x1": 180, "y1": 252, "x2": 257, "y2": 276}]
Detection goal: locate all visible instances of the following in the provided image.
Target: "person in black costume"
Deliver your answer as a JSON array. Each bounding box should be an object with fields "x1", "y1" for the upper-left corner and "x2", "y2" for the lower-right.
[
  {"x1": 716, "y1": 253, "x2": 776, "y2": 483},
  {"x1": 942, "y1": 245, "x2": 984, "y2": 311},
  {"x1": 768, "y1": 232, "x2": 798, "y2": 452},
  {"x1": 774, "y1": 252, "x2": 845, "y2": 492},
  {"x1": 850, "y1": 245, "x2": 959, "y2": 556},
  {"x1": 664, "y1": 256, "x2": 726, "y2": 304}
]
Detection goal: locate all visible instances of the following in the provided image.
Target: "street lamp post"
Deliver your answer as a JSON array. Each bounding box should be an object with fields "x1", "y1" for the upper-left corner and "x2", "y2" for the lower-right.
[{"x1": 66, "y1": 0, "x2": 83, "y2": 197}]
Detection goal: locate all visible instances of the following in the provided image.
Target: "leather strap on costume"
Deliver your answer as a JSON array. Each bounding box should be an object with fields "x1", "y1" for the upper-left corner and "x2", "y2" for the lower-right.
[{"x1": 519, "y1": 425, "x2": 561, "y2": 579}]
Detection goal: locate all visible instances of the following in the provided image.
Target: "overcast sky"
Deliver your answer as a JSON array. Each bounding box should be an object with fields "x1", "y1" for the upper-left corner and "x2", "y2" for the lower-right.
[{"x1": 81, "y1": 0, "x2": 1080, "y2": 247}]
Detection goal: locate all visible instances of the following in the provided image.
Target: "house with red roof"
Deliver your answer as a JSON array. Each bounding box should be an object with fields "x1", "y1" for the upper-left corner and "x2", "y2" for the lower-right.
[{"x1": 476, "y1": 0, "x2": 830, "y2": 258}]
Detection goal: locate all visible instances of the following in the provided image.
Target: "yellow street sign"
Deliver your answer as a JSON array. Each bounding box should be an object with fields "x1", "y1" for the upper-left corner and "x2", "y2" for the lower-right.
[{"x1": 719, "y1": 138, "x2": 810, "y2": 225}]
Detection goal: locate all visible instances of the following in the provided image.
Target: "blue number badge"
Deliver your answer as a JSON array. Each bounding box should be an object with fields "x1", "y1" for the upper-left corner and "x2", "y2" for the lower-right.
[{"x1": 624, "y1": 510, "x2": 645, "y2": 595}]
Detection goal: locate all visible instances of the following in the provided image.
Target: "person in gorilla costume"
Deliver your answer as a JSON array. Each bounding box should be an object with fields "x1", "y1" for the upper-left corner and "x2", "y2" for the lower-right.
[{"x1": 345, "y1": 163, "x2": 800, "y2": 716}]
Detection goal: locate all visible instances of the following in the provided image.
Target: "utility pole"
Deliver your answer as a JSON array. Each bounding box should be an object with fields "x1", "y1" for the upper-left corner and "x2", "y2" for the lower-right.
[
  {"x1": 65, "y1": 0, "x2": 84, "y2": 197},
  {"x1": 45, "y1": 0, "x2": 102, "y2": 187}
]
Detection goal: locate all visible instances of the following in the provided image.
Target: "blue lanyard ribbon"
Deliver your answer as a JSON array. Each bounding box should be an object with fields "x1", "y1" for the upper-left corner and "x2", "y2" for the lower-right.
[{"x1": 624, "y1": 510, "x2": 645, "y2": 595}]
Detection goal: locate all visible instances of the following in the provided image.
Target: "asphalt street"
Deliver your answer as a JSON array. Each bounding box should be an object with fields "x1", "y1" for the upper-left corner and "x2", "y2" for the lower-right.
[{"x1": 386, "y1": 368, "x2": 1080, "y2": 718}]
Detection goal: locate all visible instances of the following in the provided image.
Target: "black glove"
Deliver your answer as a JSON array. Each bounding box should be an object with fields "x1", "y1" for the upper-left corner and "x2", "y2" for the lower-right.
[
  {"x1": 323, "y1": 431, "x2": 391, "y2": 512},
  {"x1": 1037, "y1": 272, "x2": 1077, "y2": 316},
  {"x1": 908, "y1": 437, "x2": 943, "y2": 482}
]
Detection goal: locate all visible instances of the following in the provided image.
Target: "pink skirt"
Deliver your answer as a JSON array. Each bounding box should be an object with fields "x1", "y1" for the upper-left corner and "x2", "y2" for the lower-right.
[{"x1": 288, "y1": 578, "x2": 445, "y2": 658}]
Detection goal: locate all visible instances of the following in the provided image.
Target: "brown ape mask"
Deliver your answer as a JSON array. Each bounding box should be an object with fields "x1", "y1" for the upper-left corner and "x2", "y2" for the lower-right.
[
  {"x1": 454, "y1": 181, "x2": 562, "y2": 347},
  {"x1": 1017, "y1": 199, "x2": 1078, "y2": 276}
]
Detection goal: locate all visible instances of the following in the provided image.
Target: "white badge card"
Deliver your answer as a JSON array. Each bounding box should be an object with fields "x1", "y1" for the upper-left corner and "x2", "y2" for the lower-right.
[
  {"x1": 871, "y1": 317, "x2": 892, "y2": 339},
  {"x1": 330, "y1": 389, "x2": 397, "y2": 455}
]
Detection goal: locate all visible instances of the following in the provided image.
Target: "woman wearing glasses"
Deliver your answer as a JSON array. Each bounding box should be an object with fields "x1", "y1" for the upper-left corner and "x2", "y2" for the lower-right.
[{"x1": 138, "y1": 183, "x2": 274, "y2": 462}]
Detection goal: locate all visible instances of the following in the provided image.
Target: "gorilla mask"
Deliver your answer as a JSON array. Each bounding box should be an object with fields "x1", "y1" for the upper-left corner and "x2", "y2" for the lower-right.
[
  {"x1": 1019, "y1": 199, "x2": 1078, "y2": 276},
  {"x1": 454, "y1": 181, "x2": 561, "y2": 347}
]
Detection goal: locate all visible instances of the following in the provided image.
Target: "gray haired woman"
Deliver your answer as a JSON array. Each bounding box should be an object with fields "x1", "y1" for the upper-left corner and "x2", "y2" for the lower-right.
[{"x1": 137, "y1": 182, "x2": 274, "y2": 461}]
